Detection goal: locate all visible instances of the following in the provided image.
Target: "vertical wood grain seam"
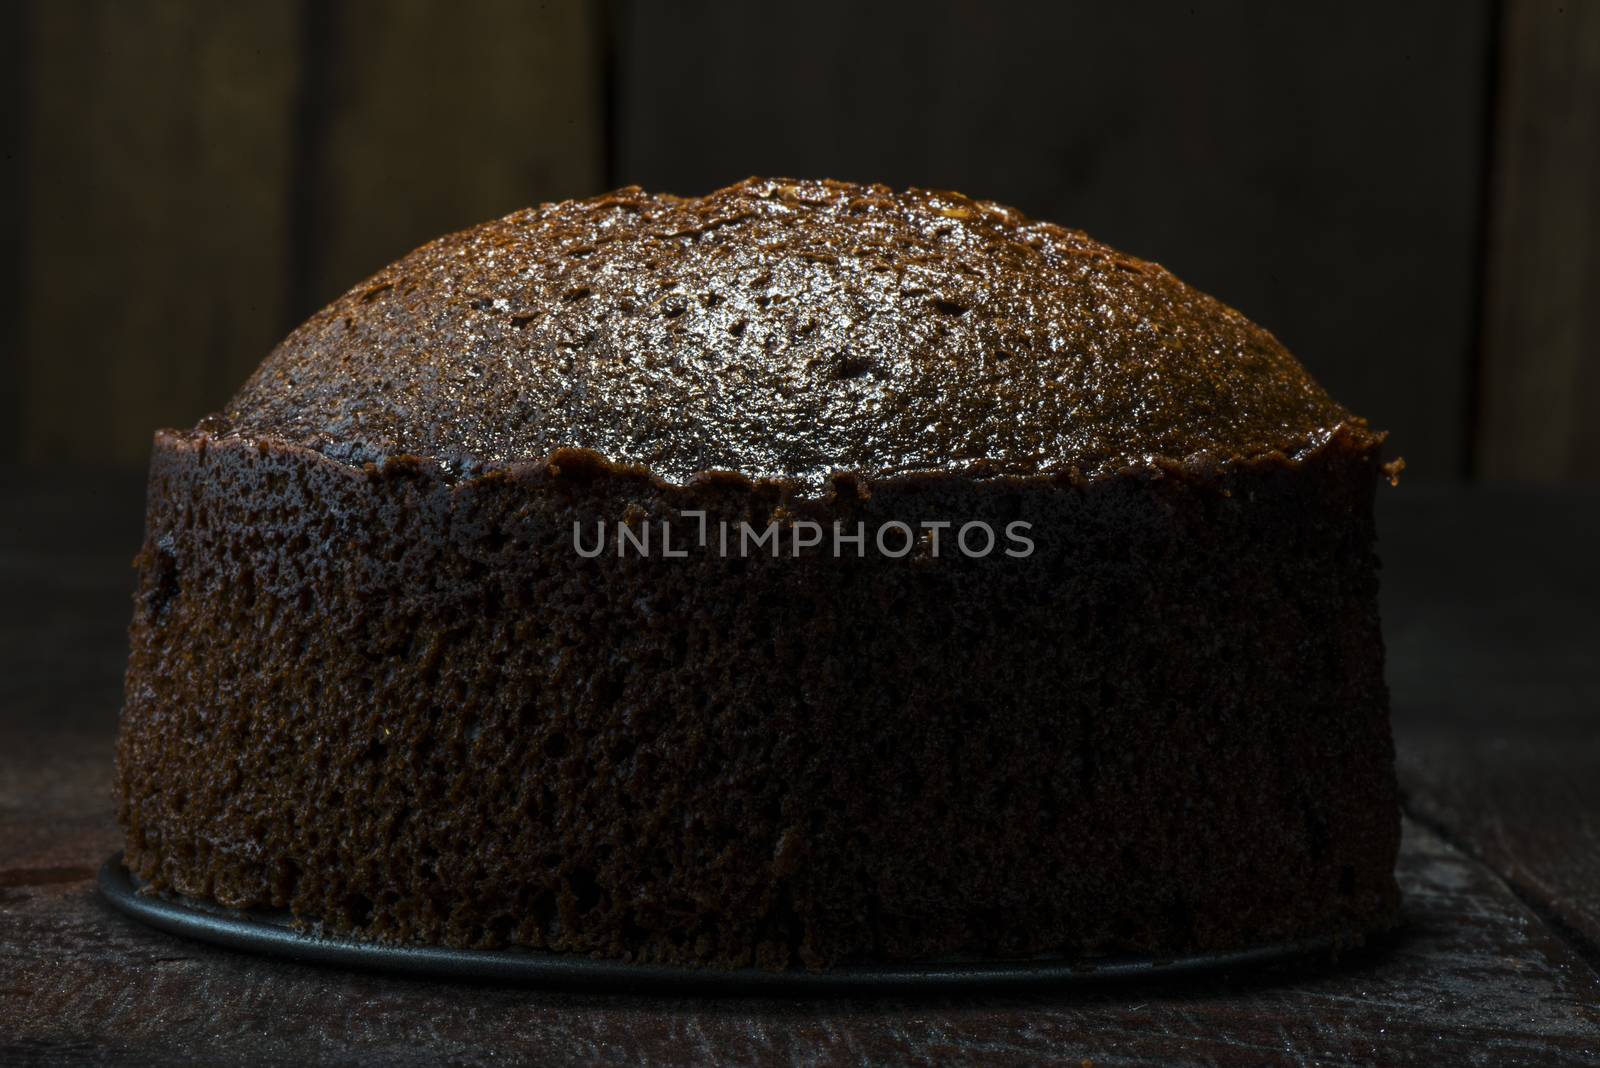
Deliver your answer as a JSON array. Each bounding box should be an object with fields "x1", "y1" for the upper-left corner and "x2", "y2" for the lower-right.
[
  {"x1": 0, "y1": 0, "x2": 34, "y2": 464},
  {"x1": 1464, "y1": 0, "x2": 1507, "y2": 481},
  {"x1": 599, "y1": 0, "x2": 621, "y2": 189},
  {"x1": 288, "y1": 0, "x2": 339, "y2": 335},
  {"x1": 1476, "y1": 0, "x2": 1600, "y2": 480}
]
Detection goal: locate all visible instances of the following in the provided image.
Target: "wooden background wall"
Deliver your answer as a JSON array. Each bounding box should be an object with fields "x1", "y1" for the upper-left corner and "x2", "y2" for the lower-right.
[{"x1": 2, "y1": 0, "x2": 1596, "y2": 481}]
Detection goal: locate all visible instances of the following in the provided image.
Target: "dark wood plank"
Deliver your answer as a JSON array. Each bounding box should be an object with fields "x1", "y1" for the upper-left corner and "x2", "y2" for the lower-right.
[
  {"x1": 0, "y1": 0, "x2": 31, "y2": 464},
  {"x1": 1478, "y1": 0, "x2": 1600, "y2": 480},
  {"x1": 6, "y1": 817, "x2": 1597, "y2": 1065},
  {"x1": 21, "y1": 1, "x2": 300, "y2": 466},
  {"x1": 17, "y1": 1, "x2": 605, "y2": 467},
  {"x1": 3, "y1": 471, "x2": 1599, "y2": 1065},
  {"x1": 1400, "y1": 726, "x2": 1600, "y2": 966},
  {"x1": 613, "y1": 1, "x2": 1493, "y2": 481},
  {"x1": 1381, "y1": 485, "x2": 1600, "y2": 954},
  {"x1": 294, "y1": 0, "x2": 604, "y2": 320}
]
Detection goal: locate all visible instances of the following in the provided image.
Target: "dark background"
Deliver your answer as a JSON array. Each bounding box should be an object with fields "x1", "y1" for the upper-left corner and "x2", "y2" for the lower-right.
[
  {"x1": 2, "y1": 0, "x2": 1596, "y2": 481},
  {"x1": 5, "y1": 5, "x2": 1600, "y2": 1059}
]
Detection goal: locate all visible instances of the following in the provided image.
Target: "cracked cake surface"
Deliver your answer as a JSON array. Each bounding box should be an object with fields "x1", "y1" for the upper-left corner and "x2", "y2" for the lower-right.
[{"x1": 214, "y1": 176, "x2": 1375, "y2": 489}]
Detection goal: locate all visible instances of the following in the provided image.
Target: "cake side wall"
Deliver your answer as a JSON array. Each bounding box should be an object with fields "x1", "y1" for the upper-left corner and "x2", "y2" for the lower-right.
[{"x1": 116, "y1": 431, "x2": 1399, "y2": 969}]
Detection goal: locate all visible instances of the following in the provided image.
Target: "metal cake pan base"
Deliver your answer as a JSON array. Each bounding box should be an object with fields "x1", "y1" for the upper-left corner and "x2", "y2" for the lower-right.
[{"x1": 100, "y1": 854, "x2": 1347, "y2": 994}]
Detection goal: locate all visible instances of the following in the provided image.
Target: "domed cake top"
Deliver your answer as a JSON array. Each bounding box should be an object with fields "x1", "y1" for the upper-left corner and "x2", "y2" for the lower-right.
[{"x1": 217, "y1": 177, "x2": 1374, "y2": 489}]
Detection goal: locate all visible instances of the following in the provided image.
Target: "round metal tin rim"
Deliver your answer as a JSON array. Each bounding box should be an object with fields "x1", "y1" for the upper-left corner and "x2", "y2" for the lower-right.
[{"x1": 100, "y1": 854, "x2": 1342, "y2": 994}]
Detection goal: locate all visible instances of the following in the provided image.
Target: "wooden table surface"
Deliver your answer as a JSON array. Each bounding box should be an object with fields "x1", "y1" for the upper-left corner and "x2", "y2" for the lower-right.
[{"x1": 2, "y1": 470, "x2": 1597, "y2": 1066}]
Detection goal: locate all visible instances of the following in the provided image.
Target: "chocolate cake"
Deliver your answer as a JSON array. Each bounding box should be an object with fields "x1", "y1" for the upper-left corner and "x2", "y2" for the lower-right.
[{"x1": 116, "y1": 177, "x2": 1401, "y2": 970}]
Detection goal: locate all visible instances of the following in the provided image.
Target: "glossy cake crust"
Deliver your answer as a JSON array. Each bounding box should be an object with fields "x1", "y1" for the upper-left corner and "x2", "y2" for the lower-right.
[
  {"x1": 214, "y1": 177, "x2": 1378, "y2": 490},
  {"x1": 117, "y1": 179, "x2": 1400, "y2": 970}
]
